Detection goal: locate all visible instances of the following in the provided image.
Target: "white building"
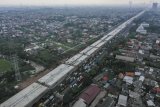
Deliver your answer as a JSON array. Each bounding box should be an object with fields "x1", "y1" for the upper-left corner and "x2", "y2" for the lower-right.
[
  {"x1": 72, "y1": 98, "x2": 86, "y2": 107},
  {"x1": 136, "y1": 25, "x2": 147, "y2": 34},
  {"x1": 123, "y1": 76, "x2": 133, "y2": 84},
  {"x1": 147, "y1": 100, "x2": 155, "y2": 107},
  {"x1": 135, "y1": 72, "x2": 141, "y2": 76},
  {"x1": 117, "y1": 95, "x2": 128, "y2": 107},
  {"x1": 139, "y1": 76, "x2": 145, "y2": 82},
  {"x1": 136, "y1": 22, "x2": 149, "y2": 35},
  {"x1": 116, "y1": 55, "x2": 135, "y2": 62},
  {"x1": 129, "y1": 90, "x2": 140, "y2": 99},
  {"x1": 141, "y1": 22, "x2": 149, "y2": 27},
  {"x1": 139, "y1": 50, "x2": 144, "y2": 54},
  {"x1": 156, "y1": 38, "x2": 160, "y2": 45}
]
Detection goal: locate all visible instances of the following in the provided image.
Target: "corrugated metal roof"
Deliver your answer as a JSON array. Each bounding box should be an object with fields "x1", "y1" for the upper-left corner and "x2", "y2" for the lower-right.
[
  {"x1": 90, "y1": 91, "x2": 106, "y2": 107},
  {"x1": 80, "y1": 84, "x2": 100, "y2": 105},
  {"x1": 72, "y1": 98, "x2": 86, "y2": 107},
  {"x1": 118, "y1": 94, "x2": 128, "y2": 107},
  {"x1": 139, "y1": 76, "x2": 145, "y2": 82},
  {"x1": 147, "y1": 100, "x2": 155, "y2": 106},
  {"x1": 116, "y1": 55, "x2": 135, "y2": 62},
  {"x1": 123, "y1": 76, "x2": 133, "y2": 84},
  {"x1": 99, "y1": 96, "x2": 115, "y2": 107}
]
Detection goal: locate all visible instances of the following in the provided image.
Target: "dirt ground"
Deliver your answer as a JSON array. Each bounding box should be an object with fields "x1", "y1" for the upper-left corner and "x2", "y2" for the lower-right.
[{"x1": 18, "y1": 68, "x2": 52, "y2": 90}]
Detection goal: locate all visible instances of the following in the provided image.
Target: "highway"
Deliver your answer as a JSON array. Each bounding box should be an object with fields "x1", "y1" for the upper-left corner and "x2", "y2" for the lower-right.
[{"x1": 0, "y1": 10, "x2": 146, "y2": 107}]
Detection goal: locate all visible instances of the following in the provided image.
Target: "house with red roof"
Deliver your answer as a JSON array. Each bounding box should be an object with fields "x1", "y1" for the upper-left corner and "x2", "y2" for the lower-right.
[{"x1": 79, "y1": 84, "x2": 101, "y2": 105}]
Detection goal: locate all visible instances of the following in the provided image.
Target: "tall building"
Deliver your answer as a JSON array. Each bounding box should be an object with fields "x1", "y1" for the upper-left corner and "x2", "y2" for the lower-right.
[{"x1": 152, "y1": 2, "x2": 158, "y2": 10}]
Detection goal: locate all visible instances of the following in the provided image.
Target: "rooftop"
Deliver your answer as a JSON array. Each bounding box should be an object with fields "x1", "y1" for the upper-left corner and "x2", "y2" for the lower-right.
[
  {"x1": 80, "y1": 84, "x2": 101, "y2": 105},
  {"x1": 99, "y1": 96, "x2": 115, "y2": 107},
  {"x1": 116, "y1": 55, "x2": 135, "y2": 62},
  {"x1": 72, "y1": 98, "x2": 86, "y2": 107},
  {"x1": 117, "y1": 94, "x2": 128, "y2": 107}
]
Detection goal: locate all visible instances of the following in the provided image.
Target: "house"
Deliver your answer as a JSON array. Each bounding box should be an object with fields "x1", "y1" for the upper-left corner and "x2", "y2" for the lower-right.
[
  {"x1": 146, "y1": 100, "x2": 155, "y2": 107},
  {"x1": 79, "y1": 84, "x2": 101, "y2": 105},
  {"x1": 90, "y1": 91, "x2": 106, "y2": 107},
  {"x1": 136, "y1": 22, "x2": 149, "y2": 35},
  {"x1": 72, "y1": 98, "x2": 86, "y2": 107},
  {"x1": 117, "y1": 94, "x2": 128, "y2": 107},
  {"x1": 135, "y1": 72, "x2": 141, "y2": 76},
  {"x1": 115, "y1": 55, "x2": 135, "y2": 62},
  {"x1": 123, "y1": 76, "x2": 133, "y2": 84},
  {"x1": 98, "y1": 96, "x2": 115, "y2": 107},
  {"x1": 141, "y1": 22, "x2": 149, "y2": 27},
  {"x1": 139, "y1": 76, "x2": 145, "y2": 82},
  {"x1": 125, "y1": 72, "x2": 135, "y2": 77},
  {"x1": 150, "y1": 54, "x2": 160, "y2": 59},
  {"x1": 136, "y1": 25, "x2": 147, "y2": 34},
  {"x1": 129, "y1": 90, "x2": 140, "y2": 99},
  {"x1": 156, "y1": 39, "x2": 160, "y2": 44}
]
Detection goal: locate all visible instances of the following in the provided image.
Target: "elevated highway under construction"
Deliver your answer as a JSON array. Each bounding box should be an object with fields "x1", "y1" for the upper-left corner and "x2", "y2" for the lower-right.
[{"x1": 0, "y1": 10, "x2": 146, "y2": 107}]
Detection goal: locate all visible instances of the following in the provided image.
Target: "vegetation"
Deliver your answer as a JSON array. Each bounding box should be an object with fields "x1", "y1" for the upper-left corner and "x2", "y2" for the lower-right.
[
  {"x1": 0, "y1": 59, "x2": 12, "y2": 73},
  {"x1": 0, "y1": 83, "x2": 18, "y2": 103},
  {"x1": 145, "y1": 61, "x2": 160, "y2": 69},
  {"x1": 147, "y1": 25, "x2": 160, "y2": 34},
  {"x1": 0, "y1": 58, "x2": 34, "y2": 103}
]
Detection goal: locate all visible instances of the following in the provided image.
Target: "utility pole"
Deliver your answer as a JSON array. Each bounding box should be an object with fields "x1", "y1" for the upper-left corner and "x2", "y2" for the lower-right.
[{"x1": 8, "y1": 31, "x2": 22, "y2": 81}]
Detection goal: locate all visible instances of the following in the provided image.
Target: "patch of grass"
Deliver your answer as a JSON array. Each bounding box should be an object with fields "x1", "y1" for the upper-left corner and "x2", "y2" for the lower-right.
[
  {"x1": 53, "y1": 42, "x2": 71, "y2": 50},
  {"x1": 0, "y1": 59, "x2": 12, "y2": 73}
]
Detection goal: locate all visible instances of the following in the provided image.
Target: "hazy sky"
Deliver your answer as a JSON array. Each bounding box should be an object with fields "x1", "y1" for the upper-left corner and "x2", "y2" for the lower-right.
[{"x1": 0, "y1": 0, "x2": 156, "y2": 6}]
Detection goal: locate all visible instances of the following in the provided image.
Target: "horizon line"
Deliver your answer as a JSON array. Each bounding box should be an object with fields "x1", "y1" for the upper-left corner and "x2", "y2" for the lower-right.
[{"x1": 0, "y1": 3, "x2": 150, "y2": 8}]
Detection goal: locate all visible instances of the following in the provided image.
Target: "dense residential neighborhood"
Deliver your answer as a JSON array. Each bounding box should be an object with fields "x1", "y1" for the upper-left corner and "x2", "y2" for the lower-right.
[
  {"x1": 0, "y1": 2, "x2": 160, "y2": 107},
  {"x1": 0, "y1": 7, "x2": 141, "y2": 103}
]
